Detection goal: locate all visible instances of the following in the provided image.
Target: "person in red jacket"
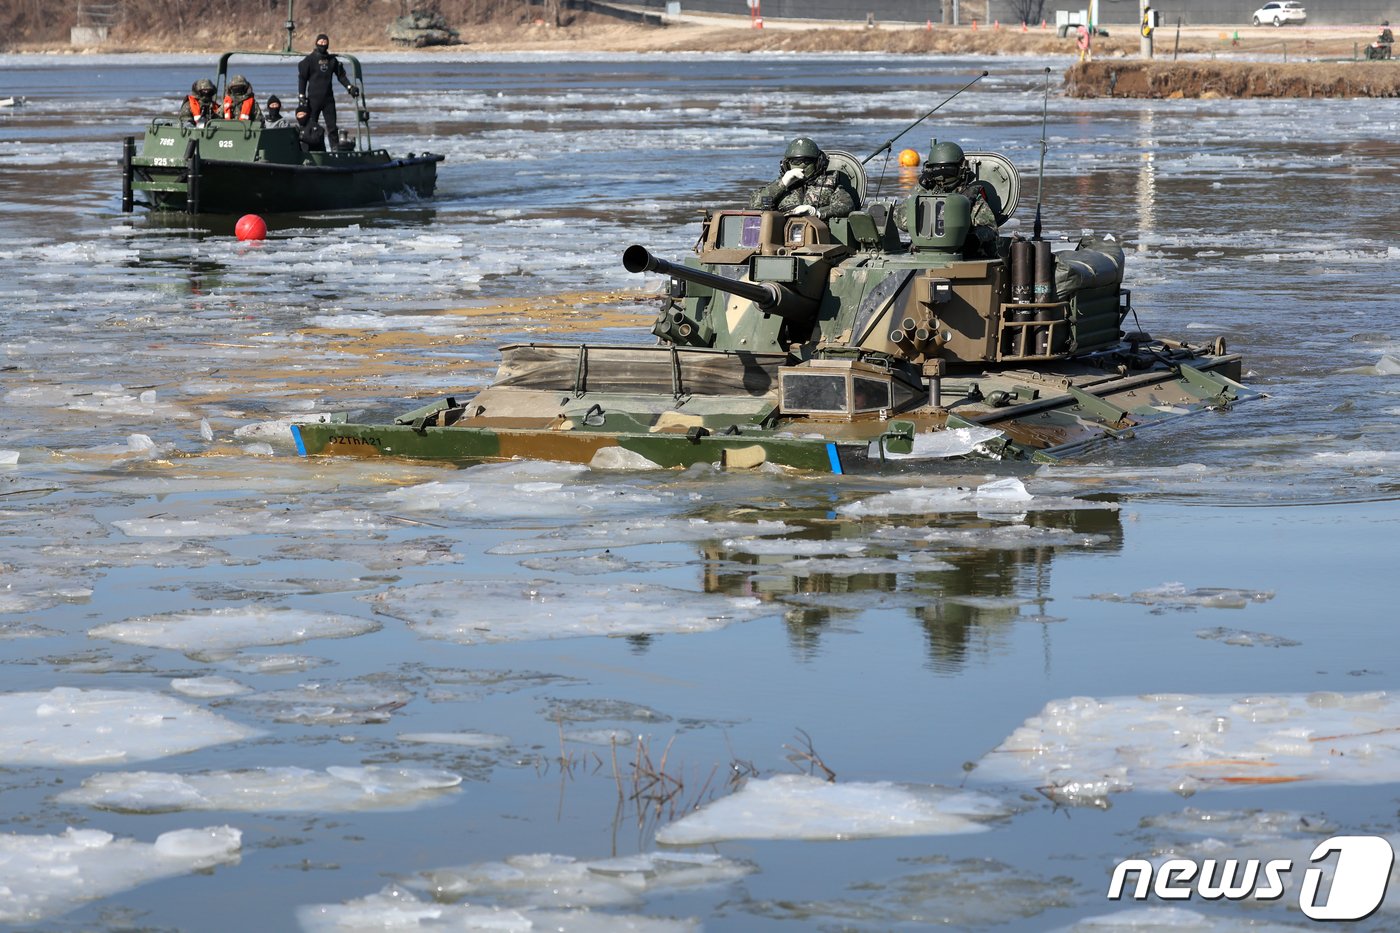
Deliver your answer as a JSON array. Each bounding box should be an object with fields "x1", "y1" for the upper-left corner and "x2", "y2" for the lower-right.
[
  {"x1": 222, "y1": 74, "x2": 261, "y2": 121},
  {"x1": 178, "y1": 78, "x2": 217, "y2": 126}
]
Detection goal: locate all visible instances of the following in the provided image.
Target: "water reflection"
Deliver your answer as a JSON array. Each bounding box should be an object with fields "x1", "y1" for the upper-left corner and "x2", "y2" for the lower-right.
[{"x1": 697, "y1": 504, "x2": 1123, "y2": 671}]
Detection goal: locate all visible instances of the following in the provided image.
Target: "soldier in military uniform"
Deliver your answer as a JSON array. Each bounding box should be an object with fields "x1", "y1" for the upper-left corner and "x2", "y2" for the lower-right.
[
  {"x1": 221, "y1": 74, "x2": 261, "y2": 122},
  {"x1": 895, "y1": 140, "x2": 1004, "y2": 256},
  {"x1": 178, "y1": 78, "x2": 218, "y2": 126},
  {"x1": 748, "y1": 137, "x2": 858, "y2": 221}
]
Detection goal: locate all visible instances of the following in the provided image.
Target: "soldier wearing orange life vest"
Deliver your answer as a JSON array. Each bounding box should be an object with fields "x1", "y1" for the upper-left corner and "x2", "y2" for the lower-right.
[
  {"x1": 178, "y1": 79, "x2": 217, "y2": 126},
  {"x1": 222, "y1": 75, "x2": 261, "y2": 122}
]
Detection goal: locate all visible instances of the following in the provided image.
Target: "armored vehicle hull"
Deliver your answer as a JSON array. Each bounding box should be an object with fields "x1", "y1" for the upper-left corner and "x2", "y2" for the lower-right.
[
  {"x1": 291, "y1": 141, "x2": 1257, "y2": 471},
  {"x1": 122, "y1": 51, "x2": 442, "y2": 214}
]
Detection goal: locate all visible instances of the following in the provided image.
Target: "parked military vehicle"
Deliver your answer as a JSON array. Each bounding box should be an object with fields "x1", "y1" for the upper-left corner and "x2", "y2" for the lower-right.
[
  {"x1": 388, "y1": 9, "x2": 461, "y2": 47},
  {"x1": 121, "y1": 51, "x2": 443, "y2": 214},
  {"x1": 291, "y1": 86, "x2": 1254, "y2": 472}
]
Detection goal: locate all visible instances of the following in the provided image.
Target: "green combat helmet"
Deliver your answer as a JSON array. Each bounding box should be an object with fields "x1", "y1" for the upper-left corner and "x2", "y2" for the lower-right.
[
  {"x1": 193, "y1": 78, "x2": 216, "y2": 96},
  {"x1": 228, "y1": 74, "x2": 251, "y2": 96},
  {"x1": 921, "y1": 140, "x2": 967, "y2": 190},
  {"x1": 781, "y1": 136, "x2": 827, "y2": 180}
]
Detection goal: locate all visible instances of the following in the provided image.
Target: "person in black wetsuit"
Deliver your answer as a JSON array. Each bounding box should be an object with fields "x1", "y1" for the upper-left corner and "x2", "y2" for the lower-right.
[{"x1": 297, "y1": 33, "x2": 358, "y2": 148}]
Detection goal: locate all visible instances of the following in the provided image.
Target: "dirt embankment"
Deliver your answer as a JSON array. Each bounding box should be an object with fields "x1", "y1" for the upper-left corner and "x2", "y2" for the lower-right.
[
  {"x1": 1066, "y1": 60, "x2": 1400, "y2": 98},
  {"x1": 8, "y1": 1, "x2": 1395, "y2": 99}
]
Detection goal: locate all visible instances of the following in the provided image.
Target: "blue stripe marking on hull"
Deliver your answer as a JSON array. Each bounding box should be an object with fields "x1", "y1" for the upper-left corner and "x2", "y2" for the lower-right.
[
  {"x1": 290, "y1": 425, "x2": 307, "y2": 457},
  {"x1": 825, "y1": 443, "x2": 843, "y2": 474}
]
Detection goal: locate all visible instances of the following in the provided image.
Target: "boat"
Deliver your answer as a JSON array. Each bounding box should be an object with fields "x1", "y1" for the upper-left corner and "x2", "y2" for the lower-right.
[
  {"x1": 120, "y1": 51, "x2": 442, "y2": 214},
  {"x1": 290, "y1": 84, "x2": 1257, "y2": 473}
]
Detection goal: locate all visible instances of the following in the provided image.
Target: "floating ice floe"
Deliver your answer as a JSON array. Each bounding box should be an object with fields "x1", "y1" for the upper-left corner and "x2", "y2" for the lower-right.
[
  {"x1": 169, "y1": 675, "x2": 252, "y2": 698},
  {"x1": 235, "y1": 679, "x2": 414, "y2": 726},
  {"x1": 1195, "y1": 627, "x2": 1300, "y2": 648},
  {"x1": 0, "y1": 564, "x2": 92, "y2": 614},
  {"x1": 865, "y1": 425, "x2": 1006, "y2": 461},
  {"x1": 0, "y1": 826, "x2": 241, "y2": 925},
  {"x1": 564, "y1": 728, "x2": 635, "y2": 746},
  {"x1": 383, "y1": 460, "x2": 672, "y2": 520},
  {"x1": 773, "y1": 553, "x2": 957, "y2": 576},
  {"x1": 540, "y1": 698, "x2": 669, "y2": 724},
  {"x1": 398, "y1": 732, "x2": 511, "y2": 750},
  {"x1": 1087, "y1": 584, "x2": 1274, "y2": 612},
  {"x1": 220, "y1": 652, "x2": 329, "y2": 674},
  {"x1": 113, "y1": 507, "x2": 399, "y2": 539},
  {"x1": 57, "y1": 765, "x2": 462, "y2": 813},
  {"x1": 274, "y1": 537, "x2": 462, "y2": 571},
  {"x1": 1057, "y1": 906, "x2": 1311, "y2": 931},
  {"x1": 839, "y1": 477, "x2": 1113, "y2": 518},
  {"x1": 488, "y1": 518, "x2": 801, "y2": 555},
  {"x1": 0, "y1": 688, "x2": 260, "y2": 766},
  {"x1": 415, "y1": 851, "x2": 754, "y2": 908},
  {"x1": 977, "y1": 692, "x2": 1400, "y2": 806},
  {"x1": 90, "y1": 607, "x2": 380, "y2": 659},
  {"x1": 366, "y1": 580, "x2": 772, "y2": 644},
  {"x1": 655, "y1": 774, "x2": 1010, "y2": 845},
  {"x1": 298, "y1": 889, "x2": 695, "y2": 933},
  {"x1": 518, "y1": 551, "x2": 679, "y2": 575}
]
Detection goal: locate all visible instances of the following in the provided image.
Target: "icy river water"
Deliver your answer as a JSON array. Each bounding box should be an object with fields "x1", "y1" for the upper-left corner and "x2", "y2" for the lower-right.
[{"x1": 0, "y1": 51, "x2": 1398, "y2": 930}]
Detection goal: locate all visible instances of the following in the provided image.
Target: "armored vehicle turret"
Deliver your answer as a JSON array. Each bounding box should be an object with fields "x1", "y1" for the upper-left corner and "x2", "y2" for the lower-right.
[{"x1": 291, "y1": 136, "x2": 1255, "y2": 472}]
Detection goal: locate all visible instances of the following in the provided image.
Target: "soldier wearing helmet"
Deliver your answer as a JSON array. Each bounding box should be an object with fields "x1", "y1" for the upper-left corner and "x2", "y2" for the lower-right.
[
  {"x1": 222, "y1": 74, "x2": 261, "y2": 122},
  {"x1": 178, "y1": 78, "x2": 218, "y2": 127},
  {"x1": 896, "y1": 139, "x2": 1005, "y2": 255},
  {"x1": 748, "y1": 137, "x2": 858, "y2": 221}
]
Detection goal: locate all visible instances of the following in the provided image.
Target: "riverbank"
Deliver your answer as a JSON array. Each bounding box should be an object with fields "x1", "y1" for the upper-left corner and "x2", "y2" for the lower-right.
[
  {"x1": 9, "y1": 10, "x2": 1394, "y2": 98},
  {"x1": 1066, "y1": 59, "x2": 1400, "y2": 97}
]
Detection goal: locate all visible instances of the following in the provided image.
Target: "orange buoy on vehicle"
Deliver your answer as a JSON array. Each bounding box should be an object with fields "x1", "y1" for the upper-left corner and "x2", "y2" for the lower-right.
[
  {"x1": 235, "y1": 214, "x2": 267, "y2": 241},
  {"x1": 898, "y1": 148, "x2": 921, "y2": 167}
]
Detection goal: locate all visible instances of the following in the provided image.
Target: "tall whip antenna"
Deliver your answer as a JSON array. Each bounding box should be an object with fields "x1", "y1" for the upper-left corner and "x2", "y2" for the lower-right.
[
  {"x1": 863, "y1": 70, "x2": 989, "y2": 166},
  {"x1": 1033, "y1": 66, "x2": 1051, "y2": 241}
]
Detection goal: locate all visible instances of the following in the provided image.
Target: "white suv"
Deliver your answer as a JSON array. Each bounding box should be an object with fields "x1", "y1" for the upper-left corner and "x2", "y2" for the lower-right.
[{"x1": 1252, "y1": 1, "x2": 1306, "y2": 25}]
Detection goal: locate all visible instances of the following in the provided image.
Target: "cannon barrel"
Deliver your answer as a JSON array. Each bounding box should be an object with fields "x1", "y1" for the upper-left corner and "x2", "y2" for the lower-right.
[{"x1": 623, "y1": 245, "x2": 813, "y2": 321}]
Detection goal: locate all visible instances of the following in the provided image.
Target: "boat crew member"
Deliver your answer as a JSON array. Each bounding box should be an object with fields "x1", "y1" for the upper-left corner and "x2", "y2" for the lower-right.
[
  {"x1": 178, "y1": 78, "x2": 217, "y2": 127},
  {"x1": 296, "y1": 107, "x2": 327, "y2": 152},
  {"x1": 894, "y1": 140, "x2": 1004, "y2": 256},
  {"x1": 298, "y1": 34, "x2": 359, "y2": 148},
  {"x1": 747, "y1": 137, "x2": 858, "y2": 221},
  {"x1": 263, "y1": 95, "x2": 291, "y2": 128},
  {"x1": 222, "y1": 74, "x2": 261, "y2": 121}
]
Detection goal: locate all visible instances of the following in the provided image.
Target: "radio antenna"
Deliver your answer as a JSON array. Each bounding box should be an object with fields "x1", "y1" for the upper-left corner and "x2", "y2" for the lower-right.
[
  {"x1": 863, "y1": 70, "x2": 989, "y2": 165},
  {"x1": 1033, "y1": 66, "x2": 1051, "y2": 241}
]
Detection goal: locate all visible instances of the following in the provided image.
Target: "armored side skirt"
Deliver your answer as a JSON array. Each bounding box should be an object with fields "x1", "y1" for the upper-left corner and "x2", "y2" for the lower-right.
[{"x1": 290, "y1": 353, "x2": 1258, "y2": 474}]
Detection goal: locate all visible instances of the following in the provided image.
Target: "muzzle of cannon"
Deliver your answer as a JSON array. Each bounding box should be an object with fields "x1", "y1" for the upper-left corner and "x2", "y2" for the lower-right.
[{"x1": 623, "y1": 245, "x2": 816, "y2": 321}]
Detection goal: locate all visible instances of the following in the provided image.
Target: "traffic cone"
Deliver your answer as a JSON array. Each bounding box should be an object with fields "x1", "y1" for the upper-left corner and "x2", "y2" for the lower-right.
[
  {"x1": 971, "y1": 18, "x2": 978, "y2": 29},
  {"x1": 926, "y1": 18, "x2": 932, "y2": 30},
  {"x1": 1041, "y1": 18, "x2": 1048, "y2": 28},
  {"x1": 1021, "y1": 20, "x2": 1027, "y2": 31},
  {"x1": 994, "y1": 19, "x2": 1000, "y2": 29}
]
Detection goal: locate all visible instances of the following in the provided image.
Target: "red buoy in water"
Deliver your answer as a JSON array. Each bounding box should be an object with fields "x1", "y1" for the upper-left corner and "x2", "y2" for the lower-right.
[{"x1": 235, "y1": 214, "x2": 267, "y2": 241}]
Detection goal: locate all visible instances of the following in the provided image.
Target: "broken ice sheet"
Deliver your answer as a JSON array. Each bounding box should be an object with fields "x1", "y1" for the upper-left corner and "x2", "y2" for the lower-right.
[
  {"x1": 398, "y1": 732, "x2": 511, "y2": 750},
  {"x1": 870, "y1": 522, "x2": 1113, "y2": 550},
  {"x1": 365, "y1": 580, "x2": 772, "y2": 645},
  {"x1": 1136, "y1": 807, "x2": 1335, "y2": 843},
  {"x1": 1195, "y1": 627, "x2": 1300, "y2": 648},
  {"x1": 89, "y1": 607, "x2": 380, "y2": 660},
  {"x1": 519, "y1": 552, "x2": 681, "y2": 575},
  {"x1": 0, "y1": 826, "x2": 241, "y2": 925},
  {"x1": 774, "y1": 553, "x2": 956, "y2": 576},
  {"x1": 1057, "y1": 906, "x2": 1312, "y2": 931},
  {"x1": 1087, "y1": 583, "x2": 1274, "y2": 612},
  {"x1": 113, "y1": 506, "x2": 399, "y2": 539},
  {"x1": 56, "y1": 765, "x2": 462, "y2": 813},
  {"x1": 413, "y1": 851, "x2": 755, "y2": 909},
  {"x1": 0, "y1": 563, "x2": 92, "y2": 614},
  {"x1": 169, "y1": 675, "x2": 252, "y2": 698},
  {"x1": 234, "y1": 678, "x2": 413, "y2": 726},
  {"x1": 654, "y1": 774, "x2": 1010, "y2": 845},
  {"x1": 383, "y1": 459, "x2": 678, "y2": 520},
  {"x1": 976, "y1": 692, "x2": 1400, "y2": 806},
  {"x1": 488, "y1": 518, "x2": 801, "y2": 556},
  {"x1": 837, "y1": 477, "x2": 1114, "y2": 518},
  {"x1": 0, "y1": 688, "x2": 261, "y2": 766},
  {"x1": 745, "y1": 855, "x2": 1077, "y2": 928},
  {"x1": 540, "y1": 698, "x2": 670, "y2": 725},
  {"x1": 273, "y1": 537, "x2": 462, "y2": 571},
  {"x1": 298, "y1": 888, "x2": 696, "y2": 933}
]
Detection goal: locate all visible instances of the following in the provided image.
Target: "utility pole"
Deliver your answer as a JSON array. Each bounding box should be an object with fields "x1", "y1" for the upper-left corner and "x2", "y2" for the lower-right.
[{"x1": 1140, "y1": 0, "x2": 1154, "y2": 57}]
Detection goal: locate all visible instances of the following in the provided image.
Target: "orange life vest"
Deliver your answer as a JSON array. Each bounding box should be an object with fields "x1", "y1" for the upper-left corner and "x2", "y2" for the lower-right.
[
  {"x1": 222, "y1": 95, "x2": 255, "y2": 120},
  {"x1": 186, "y1": 95, "x2": 207, "y2": 119}
]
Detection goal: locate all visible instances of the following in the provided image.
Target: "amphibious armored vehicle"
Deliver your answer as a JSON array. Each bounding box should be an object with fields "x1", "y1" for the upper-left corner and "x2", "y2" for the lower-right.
[
  {"x1": 120, "y1": 51, "x2": 442, "y2": 214},
  {"x1": 291, "y1": 143, "x2": 1254, "y2": 473}
]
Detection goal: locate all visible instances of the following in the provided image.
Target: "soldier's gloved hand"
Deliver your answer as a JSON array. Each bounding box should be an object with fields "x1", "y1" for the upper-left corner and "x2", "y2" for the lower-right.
[
  {"x1": 781, "y1": 167, "x2": 806, "y2": 187},
  {"x1": 785, "y1": 205, "x2": 818, "y2": 217},
  {"x1": 298, "y1": 95, "x2": 309, "y2": 109},
  {"x1": 348, "y1": 85, "x2": 360, "y2": 98}
]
